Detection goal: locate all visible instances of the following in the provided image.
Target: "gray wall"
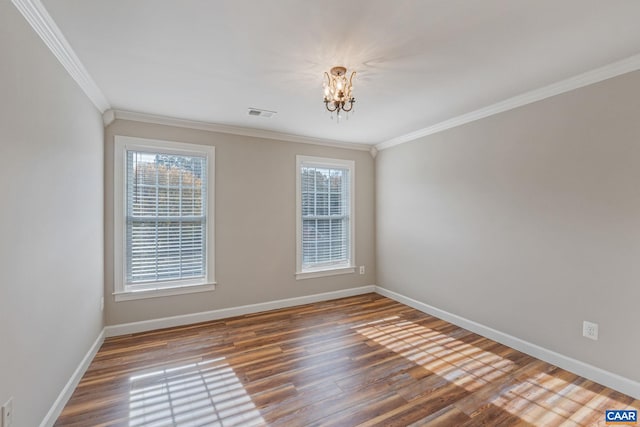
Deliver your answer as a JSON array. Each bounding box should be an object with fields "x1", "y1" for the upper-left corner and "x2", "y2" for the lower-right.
[
  {"x1": 0, "y1": 3, "x2": 104, "y2": 427},
  {"x1": 104, "y1": 120, "x2": 376, "y2": 325},
  {"x1": 376, "y1": 71, "x2": 640, "y2": 383}
]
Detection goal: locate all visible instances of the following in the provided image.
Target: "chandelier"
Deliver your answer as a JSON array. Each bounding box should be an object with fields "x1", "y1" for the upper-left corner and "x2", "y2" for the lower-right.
[{"x1": 323, "y1": 66, "x2": 355, "y2": 120}]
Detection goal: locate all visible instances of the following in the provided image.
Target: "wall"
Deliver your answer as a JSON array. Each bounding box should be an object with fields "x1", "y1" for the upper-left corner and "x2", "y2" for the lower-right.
[
  {"x1": 0, "y1": 3, "x2": 104, "y2": 427},
  {"x1": 376, "y1": 71, "x2": 640, "y2": 383},
  {"x1": 104, "y1": 120, "x2": 375, "y2": 325}
]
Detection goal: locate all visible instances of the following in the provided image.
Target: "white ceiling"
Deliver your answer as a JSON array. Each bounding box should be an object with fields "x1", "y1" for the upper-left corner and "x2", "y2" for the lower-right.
[{"x1": 41, "y1": 0, "x2": 640, "y2": 146}]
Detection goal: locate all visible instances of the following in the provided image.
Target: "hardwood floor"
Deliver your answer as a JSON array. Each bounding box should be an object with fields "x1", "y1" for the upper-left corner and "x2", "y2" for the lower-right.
[{"x1": 56, "y1": 294, "x2": 639, "y2": 426}]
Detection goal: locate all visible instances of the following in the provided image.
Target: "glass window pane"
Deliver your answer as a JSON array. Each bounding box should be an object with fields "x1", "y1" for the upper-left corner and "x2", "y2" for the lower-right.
[
  {"x1": 302, "y1": 192, "x2": 314, "y2": 216},
  {"x1": 330, "y1": 170, "x2": 342, "y2": 192},
  {"x1": 302, "y1": 167, "x2": 315, "y2": 192},
  {"x1": 316, "y1": 193, "x2": 328, "y2": 216},
  {"x1": 329, "y1": 193, "x2": 341, "y2": 215},
  {"x1": 299, "y1": 159, "x2": 352, "y2": 270},
  {"x1": 315, "y1": 169, "x2": 329, "y2": 192},
  {"x1": 126, "y1": 150, "x2": 207, "y2": 284}
]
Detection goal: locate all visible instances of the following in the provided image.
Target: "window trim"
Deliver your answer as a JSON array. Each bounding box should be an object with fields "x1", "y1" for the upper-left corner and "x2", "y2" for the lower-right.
[
  {"x1": 113, "y1": 135, "x2": 216, "y2": 301},
  {"x1": 295, "y1": 155, "x2": 355, "y2": 280}
]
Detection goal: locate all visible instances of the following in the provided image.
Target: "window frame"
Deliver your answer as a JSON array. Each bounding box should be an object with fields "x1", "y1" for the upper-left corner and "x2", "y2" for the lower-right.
[
  {"x1": 296, "y1": 155, "x2": 355, "y2": 280},
  {"x1": 113, "y1": 135, "x2": 216, "y2": 301}
]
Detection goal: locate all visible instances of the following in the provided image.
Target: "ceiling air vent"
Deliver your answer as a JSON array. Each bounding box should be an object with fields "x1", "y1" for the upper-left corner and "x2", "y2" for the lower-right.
[{"x1": 247, "y1": 108, "x2": 276, "y2": 118}]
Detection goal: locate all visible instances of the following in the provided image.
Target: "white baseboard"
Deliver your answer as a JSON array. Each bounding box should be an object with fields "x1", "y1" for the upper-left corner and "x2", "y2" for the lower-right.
[
  {"x1": 40, "y1": 329, "x2": 106, "y2": 427},
  {"x1": 375, "y1": 286, "x2": 640, "y2": 400},
  {"x1": 105, "y1": 285, "x2": 376, "y2": 337}
]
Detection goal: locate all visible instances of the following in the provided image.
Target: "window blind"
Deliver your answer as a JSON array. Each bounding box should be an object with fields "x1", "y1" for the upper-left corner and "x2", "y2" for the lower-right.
[
  {"x1": 126, "y1": 151, "x2": 208, "y2": 287},
  {"x1": 300, "y1": 165, "x2": 350, "y2": 269}
]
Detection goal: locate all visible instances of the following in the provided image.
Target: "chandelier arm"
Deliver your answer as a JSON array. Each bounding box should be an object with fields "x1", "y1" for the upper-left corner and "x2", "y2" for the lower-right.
[
  {"x1": 324, "y1": 101, "x2": 339, "y2": 112},
  {"x1": 341, "y1": 99, "x2": 355, "y2": 112}
]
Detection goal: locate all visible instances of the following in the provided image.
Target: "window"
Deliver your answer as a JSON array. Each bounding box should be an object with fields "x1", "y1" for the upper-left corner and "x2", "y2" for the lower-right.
[
  {"x1": 114, "y1": 136, "x2": 215, "y2": 301},
  {"x1": 296, "y1": 155, "x2": 355, "y2": 279}
]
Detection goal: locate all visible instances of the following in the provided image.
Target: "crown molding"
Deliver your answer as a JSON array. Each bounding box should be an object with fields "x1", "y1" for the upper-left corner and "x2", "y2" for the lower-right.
[
  {"x1": 12, "y1": 0, "x2": 110, "y2": 113},
  {"x1": 106, "y1": 109, "x2": 372, "y2": 152},
  {"x1": 102, "y1": 109, "x2": 116, "y2": 127},
  {"x1": 377, "y1": 54, "x2": 640, "y2": 151}
]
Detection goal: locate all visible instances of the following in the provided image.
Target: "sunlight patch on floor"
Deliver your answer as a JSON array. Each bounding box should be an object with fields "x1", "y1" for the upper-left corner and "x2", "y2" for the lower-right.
[
  {"x1": 491, "y1": 370, "x2": 636, "y2": 427},
  {"x1": 354, "y1": 316, "x2": 517, "y2": 392},
  {"x1": 353, "y1": 316, "x2": 638, "y2": 427},
  {"x1": 128, "y1": 358, "x2": 265, "y2": 427}
]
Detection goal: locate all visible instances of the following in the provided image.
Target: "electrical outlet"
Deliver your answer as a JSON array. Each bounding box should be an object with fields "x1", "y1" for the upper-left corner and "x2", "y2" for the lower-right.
[
  {"x1": 2, "y1": 397, "x2": 13, "y2": 427},
  {"x1": 583, "y1": 321, "x2": 598, "y2": 340},
  {"x1": 359, "y1": 266, "x2": 365, "y2": 275}
]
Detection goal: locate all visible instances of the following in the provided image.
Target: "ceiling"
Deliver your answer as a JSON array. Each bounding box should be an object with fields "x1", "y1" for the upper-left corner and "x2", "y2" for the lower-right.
[{"x1": 41, "y1": 0, "x2": 640, "y2": 146}]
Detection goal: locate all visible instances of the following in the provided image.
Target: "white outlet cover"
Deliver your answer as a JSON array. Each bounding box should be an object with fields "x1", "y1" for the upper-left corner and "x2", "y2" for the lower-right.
[{"x1": 583, "y1": 320, "x2": 599, "y2": 340}]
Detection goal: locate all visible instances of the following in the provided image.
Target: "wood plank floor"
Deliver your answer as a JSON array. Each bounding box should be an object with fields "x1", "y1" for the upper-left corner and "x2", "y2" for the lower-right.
[{"x1": 56, "y1": 294, "x2": 639, "y2": 426}]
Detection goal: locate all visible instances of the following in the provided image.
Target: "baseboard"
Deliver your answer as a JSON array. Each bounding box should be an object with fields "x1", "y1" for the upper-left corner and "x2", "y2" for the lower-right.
[
  {"x1": 105, "y1": 285, "x2": 376, "y2": 337},
  {"x1": 39, "y1": 329, "x2": 106, "y2": 427},
  {"x1": 375, "y1": 286, "x2": 640, "y2": 400}
]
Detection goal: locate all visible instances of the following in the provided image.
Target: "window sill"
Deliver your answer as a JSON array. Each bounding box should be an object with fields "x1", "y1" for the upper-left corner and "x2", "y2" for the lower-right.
[
  {"x1": 295, "y1": 266, "x2": 355, "y2": 280},
  {"x1": 114, "y1": 282, "x2": 216, "y2": 302}
]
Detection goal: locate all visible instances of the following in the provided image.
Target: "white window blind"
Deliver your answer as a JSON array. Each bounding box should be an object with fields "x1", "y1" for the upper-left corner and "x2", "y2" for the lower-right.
[
  {"x1": 297, "y1": 156, "x2": 355, "y2": 278},
  {"x1": 126, "y1": 151, "x2": 208, "y2": 287}
]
